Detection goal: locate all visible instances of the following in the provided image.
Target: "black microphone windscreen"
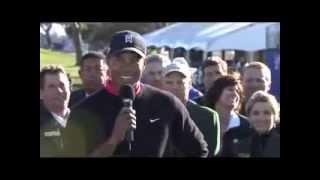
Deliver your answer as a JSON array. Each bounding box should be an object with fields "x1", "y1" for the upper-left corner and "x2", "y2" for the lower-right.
[{"x1": 119, "y1": 84, "x2": 135, "y2": 100}]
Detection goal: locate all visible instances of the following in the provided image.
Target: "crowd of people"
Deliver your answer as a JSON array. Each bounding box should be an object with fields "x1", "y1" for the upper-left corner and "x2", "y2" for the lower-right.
[{"x1": 40, "y1": 30, "x2": 280, "y2": 157}]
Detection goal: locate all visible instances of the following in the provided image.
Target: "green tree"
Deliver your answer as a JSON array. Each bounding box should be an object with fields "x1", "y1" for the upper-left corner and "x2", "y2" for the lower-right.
[
  {"x1": 65, "y1": 22, "x2": 87, "y2": 66},
  {"x1": 40, "y1": 23, "x2": 53, "y2": 49}
]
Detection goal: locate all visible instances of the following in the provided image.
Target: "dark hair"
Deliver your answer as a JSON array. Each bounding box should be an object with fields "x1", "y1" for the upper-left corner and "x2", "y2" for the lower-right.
[
  {"x1": 189, "y1": 47, "x2": 204, "y2": 68},
  {"x1": 80, "y1": 51, "x2": 106, "y2": 68},
  {"x1": 201, "y1": 56, "x2": 228, "y2": 75},
  {"x1": 40, "y1": 65, "x2": 67, "y2": 89},
  {"x1": 173, "y1": 47, "x2": 187, "y2": 59},
  {"x1": 205, "y1": 75, "x2": 243, "y2": 112}
]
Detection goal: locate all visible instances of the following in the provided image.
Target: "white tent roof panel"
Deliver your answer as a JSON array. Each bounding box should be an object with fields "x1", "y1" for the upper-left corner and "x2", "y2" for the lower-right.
[
  {"x1": 143, "y1": 22, "x2": 280, "y2": 51},
  {"x1": 207, "y1": 22, "x2": 279, "y2": 51}
]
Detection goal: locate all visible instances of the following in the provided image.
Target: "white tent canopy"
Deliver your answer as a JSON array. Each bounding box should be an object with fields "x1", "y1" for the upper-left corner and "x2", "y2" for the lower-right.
[
  {"x1": 207, "y1": 22, "x2": 279, "y2": 51},
  {"x1": 143, "y1": 22, "x2": 279, "y2": 51},
  {"x1": 143, "y1": 23, "x2": 253, "y2": 50},
  {"x1": 143, "y1": 23, "x2": 215, "y2": 49},
  {"x1": 190, "y1": 22, "x2": 254, "y2": 49}
]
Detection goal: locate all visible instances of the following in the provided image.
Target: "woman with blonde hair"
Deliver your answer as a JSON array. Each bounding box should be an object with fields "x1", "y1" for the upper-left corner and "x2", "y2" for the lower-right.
[{"x1": 245, "y1": 90, "x2": 280, "y2": 157}]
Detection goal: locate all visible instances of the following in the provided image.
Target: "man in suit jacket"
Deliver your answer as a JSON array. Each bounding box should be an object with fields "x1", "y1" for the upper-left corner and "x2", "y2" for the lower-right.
[{"x1": 69, "y1": 52, "x2": 108, "y2": 107}]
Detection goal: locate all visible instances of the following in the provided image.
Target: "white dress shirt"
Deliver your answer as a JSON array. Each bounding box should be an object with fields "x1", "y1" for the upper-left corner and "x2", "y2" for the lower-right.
[
  {"x1": 51, "y1": 108, "x2": 70, "y2": 128},
  {"x1": 226, "y1": 111, "x2": 241, "y2": 131}
]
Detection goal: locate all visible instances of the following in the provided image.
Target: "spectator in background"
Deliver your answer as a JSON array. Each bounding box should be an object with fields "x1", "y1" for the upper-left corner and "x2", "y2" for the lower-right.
[
  {"x1": 173, "y1": 47, "x2": 187, "y2": 59},
  {"x1": 232, "y1": 91, "x2": 280, "y2": 157},
  {"x1": 69, "y1": 51, "x2": 108, "y2": 107},
  {"x1": 189, "y1": 47, "x2": 205, "y2": 92},
  {"x1": 235, "y1": 57, "x2": 247, "y2": 72},
  {"x1": 204, "y1": 75, "x2": 253, "y2": 157},
  {"x1": 203, "y1": 56, "x2": 228, "y2": 93},
  {"x1": 41, "y1": 72, "x2": 72, "y2": 105},
  {"x1": 162, "y1": 60, "x2": 220, "y2": 157},
  {"x1": 40, "y1": 65, "x2": 72, "y2": 157},
  {"x1": 240, "y1": 62, "x2": 272, "y2": 115},
  {"x1": 189, "y1": 47, "x2": 204, "y2": 68},
  {"x1": 194, "y1": 56, "x2": 228, "y2": 105},
  {"x1": 172, "y1": 57, "x2": 204, "y2": 101},
  {"x1": 141, "y1": 54, "x2": 171, "y2": 89}
]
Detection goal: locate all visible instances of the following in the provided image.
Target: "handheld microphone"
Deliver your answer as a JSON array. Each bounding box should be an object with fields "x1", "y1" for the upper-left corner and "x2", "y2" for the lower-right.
[{"x1": 119, "y1": 84, "x2": 135, "y2": 151}]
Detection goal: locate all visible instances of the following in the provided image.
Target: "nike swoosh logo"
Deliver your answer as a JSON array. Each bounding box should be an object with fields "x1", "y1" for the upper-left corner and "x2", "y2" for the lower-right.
[{"x1": 150, "y1": 118, "x2": 160, "y2": 123}]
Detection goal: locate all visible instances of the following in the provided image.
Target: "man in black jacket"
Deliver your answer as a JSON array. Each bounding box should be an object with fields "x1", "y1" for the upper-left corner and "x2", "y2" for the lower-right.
[
  {"x1": 219, "y1": 115, "x2": 253, "y2": 157},
  {"x1": 68, "y1": 30, "x2": 208, "y2": 157},
  {"x1": 69, "y1": 51, "x2": 108, "y2": 107}
]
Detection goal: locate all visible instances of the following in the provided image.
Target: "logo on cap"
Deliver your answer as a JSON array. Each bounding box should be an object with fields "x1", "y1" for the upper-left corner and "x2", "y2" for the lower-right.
[{"x1": 125, "y1": 34, "x2": 133, "y2": 44}]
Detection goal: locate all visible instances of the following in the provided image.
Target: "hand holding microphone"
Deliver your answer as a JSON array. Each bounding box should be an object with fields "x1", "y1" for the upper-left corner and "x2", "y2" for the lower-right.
[
  {"x1": 90, "y1": 107, "x2": 136, "y2": 157},
  {"x1": 110, "y1": 106, "x2": 136, "y2": 144},
  {"x1": 110, "y1": 84, "x2": 136, "y2": 150}
]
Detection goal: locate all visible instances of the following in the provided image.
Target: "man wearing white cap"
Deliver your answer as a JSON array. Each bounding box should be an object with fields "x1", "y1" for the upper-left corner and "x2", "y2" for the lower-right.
[
  {"x1": 171, "y1": 57, "x2": 204, "y2": 101},
  {"x1": 162, "y1": 59, "x2": 221, "y2": 157}
]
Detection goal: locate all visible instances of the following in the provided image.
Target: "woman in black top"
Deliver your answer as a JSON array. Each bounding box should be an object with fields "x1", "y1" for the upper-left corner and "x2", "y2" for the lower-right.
[
  {"x1": 204, "y1": 75, "x2": 253, "y2": 157},
  {"x1": 245, "y1": 91, "x2": 280, "y2": 157}
]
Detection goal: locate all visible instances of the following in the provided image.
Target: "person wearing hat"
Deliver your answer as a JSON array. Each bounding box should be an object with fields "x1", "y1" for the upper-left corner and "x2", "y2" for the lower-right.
[
  {"x1": 67, "y1": 30, "x2": 208, "y2": 157},
  {"x1": 161, "y1": 59, "x2": 221, "y2": 157},
  {"x1": 171, "y1": 57, "x2": 204, "y2": 101}
]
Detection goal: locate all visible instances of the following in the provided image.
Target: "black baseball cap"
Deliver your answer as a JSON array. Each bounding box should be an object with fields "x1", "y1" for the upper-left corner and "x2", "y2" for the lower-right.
[{"x1": 109, "y1": 30, "x2": 147, "y2": 58}]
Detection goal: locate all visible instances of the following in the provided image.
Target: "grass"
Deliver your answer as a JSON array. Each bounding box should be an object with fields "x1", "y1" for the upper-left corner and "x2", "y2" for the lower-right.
[{"x1": 40, "y1": 48, "x2": 82, "y2": 90}]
